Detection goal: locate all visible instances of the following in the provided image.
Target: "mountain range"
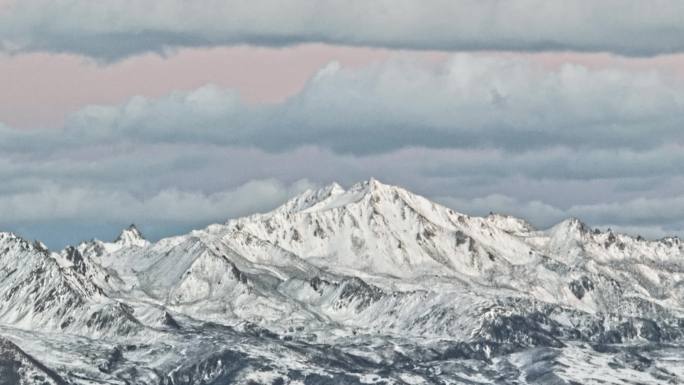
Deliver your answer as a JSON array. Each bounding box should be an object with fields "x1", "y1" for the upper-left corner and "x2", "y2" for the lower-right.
[{"x1": 0, "y1": 179, "x2": 682, "y2": 384}]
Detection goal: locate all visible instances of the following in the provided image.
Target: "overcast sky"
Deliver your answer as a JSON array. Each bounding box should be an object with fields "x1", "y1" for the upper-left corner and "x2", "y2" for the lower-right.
[{"x1": 1, "y1": 1, "x2": 684, "y2": 248}]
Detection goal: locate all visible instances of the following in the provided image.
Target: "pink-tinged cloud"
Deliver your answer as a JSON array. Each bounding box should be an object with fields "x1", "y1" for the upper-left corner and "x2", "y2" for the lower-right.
[
  {"x1": 1, "y1": 44, "x2": 684, "y2": 129},
  {"x1": 0, "y1": 44, "x2": 448, "y2": 128}
]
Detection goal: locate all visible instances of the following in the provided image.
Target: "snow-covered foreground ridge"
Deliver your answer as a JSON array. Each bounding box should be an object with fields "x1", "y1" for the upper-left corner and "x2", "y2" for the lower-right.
[{"x1": 1, "y1": 179, "x2": 683, "y2": 384}]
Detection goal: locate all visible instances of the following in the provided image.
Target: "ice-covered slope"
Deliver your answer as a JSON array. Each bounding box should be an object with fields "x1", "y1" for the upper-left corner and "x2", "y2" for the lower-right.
[{"x1": 0, "y1": 179, "x2": 682, "y2": 384}]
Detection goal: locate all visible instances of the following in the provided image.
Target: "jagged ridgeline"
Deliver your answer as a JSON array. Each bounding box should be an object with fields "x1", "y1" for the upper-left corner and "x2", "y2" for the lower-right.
[{"x1": 0, "y1": 179, "x2": 683, "y2": 384}]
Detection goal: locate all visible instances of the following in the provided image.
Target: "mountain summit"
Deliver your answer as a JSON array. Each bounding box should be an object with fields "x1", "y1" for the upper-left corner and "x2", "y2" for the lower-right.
[
  {"x1": 0, "y1": 179, "x2": 682, "y2": 384},
  {"x1": 120, "y1": 223, "x2": 143, "y2": 237},
  {"x1": 115, "y1": 224, "x2": 147, "y2": 246}
]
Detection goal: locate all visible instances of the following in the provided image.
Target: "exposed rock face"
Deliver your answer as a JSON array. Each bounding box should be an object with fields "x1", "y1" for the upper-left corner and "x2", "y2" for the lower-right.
[
  {"x1": 0, "y1": 179, "x2": 683, "y2": 384},
  {"x1": 0, "y1": 337, "x2": 67, "y2": 385}
]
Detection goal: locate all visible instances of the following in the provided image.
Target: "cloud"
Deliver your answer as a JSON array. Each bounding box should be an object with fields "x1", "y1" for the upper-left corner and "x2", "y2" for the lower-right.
[
  {"x1": 435, "y1": 193, "x2": 684, "y2": 239},
  {"x1": 2, "y1": 1, "x2": 684, "y2": 59},
  {"x1": 420, "y1": 145, "x2": 684, "y2": 181},
  {"x1": 0, "y1": 178, "x2": 316, "y2": 247},
  {"x1": 3, "y1": 140, "x2": 682, "y2": 247},
  {"x1": 1, "y1": 55, "x2": 684, "y2": 247},
  {"x1": 0, "y1": 179, "x2": 315, "y2": 224},
  {"x1": 5, "y1": 55, "x2": 683, "y2": 156},
  {"x1": 569, "y1": 196, "x2": 684, "y2": 227},
  {"x1": 434, "y1": 194, "x2": 567, "y2": 228}
]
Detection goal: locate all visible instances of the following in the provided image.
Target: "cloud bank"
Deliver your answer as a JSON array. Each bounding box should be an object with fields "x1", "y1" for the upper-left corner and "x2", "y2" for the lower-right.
[
  {"x1": 7, "y1": 55, "x2": 684, "y2": 155},
  {"x1": 2, "y1": 1, "x2": 684, "y2": 59},
  {"x1": 1, "y1": 55, "x2": 683, "y2": 246}
]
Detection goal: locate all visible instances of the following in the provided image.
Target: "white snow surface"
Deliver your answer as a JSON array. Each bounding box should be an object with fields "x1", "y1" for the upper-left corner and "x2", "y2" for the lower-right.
[{"x1": 0, "y1": 179, "x2": 682, "y2": 384}]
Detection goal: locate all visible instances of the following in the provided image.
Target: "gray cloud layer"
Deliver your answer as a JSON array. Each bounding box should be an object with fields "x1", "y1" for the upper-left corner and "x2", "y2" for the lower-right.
[
  {"x1": 2, "y1": 1, "x2": 684, "y2": 59},
  {"x1": 1, "y1": 55, "x2": 683, "y2": 247},
  {"x1": 6, "y1": 56, "x2": 684, "y2": 155}
]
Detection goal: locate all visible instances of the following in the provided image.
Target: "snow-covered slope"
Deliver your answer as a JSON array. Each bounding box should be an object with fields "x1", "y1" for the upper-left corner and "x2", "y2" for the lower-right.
[
  {"x1": 0, "y1": 233, "x2": 140, "y2": 336},
  {"x1": 0, "y1": 179, "x2": 682, "y2": 384},
  {"x1": 227, "y1": 179, "x2": 538, "y2": 278}
]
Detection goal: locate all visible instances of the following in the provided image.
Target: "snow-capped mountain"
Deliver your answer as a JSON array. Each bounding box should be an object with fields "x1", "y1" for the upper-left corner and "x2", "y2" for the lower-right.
[
  {"x1": 0, "y1": 233, "x2": 139, "y2": 336},
  {"x1": 1, "y1": 179, "x2": 683, "y2": 384}
]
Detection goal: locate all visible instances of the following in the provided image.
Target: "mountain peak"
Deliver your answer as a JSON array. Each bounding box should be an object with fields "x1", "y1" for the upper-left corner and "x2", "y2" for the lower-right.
[
  {"x1": 368, "y1": 177, "x2": 381, "y2": 189},
  {"x1": 277, "y1": 182, "x2": 347, "y2": 214},
  {"x1": 344, "y1": 178, "x2": 404, "y2": 201},
  {"x1": 485, "y1": 213, "x2": 536, "y2": 233},
  {"x1": 243, "y1": 178, "x2": 407, "y2": 224},
  {"x1": 114, "y1": 224, "x2": 148, "y2": 247},
  {"x1": 327, "y1": 182, "x2": 345, "y2": 195},
  {"x1": 350, "y1": 177, "x2": 390, "y2": 192},
  {"x1": 547, "y1": 217, "x2": 592, "y2": 243}
]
